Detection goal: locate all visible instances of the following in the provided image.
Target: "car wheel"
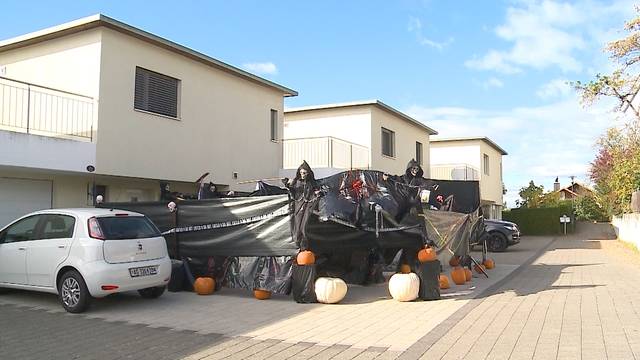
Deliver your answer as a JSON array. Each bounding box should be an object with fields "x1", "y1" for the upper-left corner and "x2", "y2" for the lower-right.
[
  {"x1": 58, "y1": 270, "x2": 91, "y2": 313},
  {"x1": 0, "y1": 287, "x2": 10, "y2": 294},
  {"x1": 138, "y1": 286, "x2": 166, "y2": 299},
  {"x1": 487, "y1": 232, "x2": 508, "y2": 252}
]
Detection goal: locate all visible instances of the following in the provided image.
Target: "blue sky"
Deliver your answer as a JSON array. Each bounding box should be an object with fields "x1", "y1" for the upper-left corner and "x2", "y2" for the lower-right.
[{"x1": 0, "y1": 0, "x2": 635, "y2": 206}]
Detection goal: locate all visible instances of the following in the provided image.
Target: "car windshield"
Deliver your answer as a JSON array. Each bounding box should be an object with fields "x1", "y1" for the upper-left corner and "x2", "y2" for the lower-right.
[{"x1": 96, "y1": 216, "x2": 161, "y2": 240}]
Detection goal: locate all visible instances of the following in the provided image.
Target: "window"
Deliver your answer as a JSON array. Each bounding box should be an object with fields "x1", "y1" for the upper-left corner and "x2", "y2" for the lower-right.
[
  {"x1": 416, "y1": 142, "x2": 423, "y2": 165},
  {"x1": 41, "y1": 215, "x2": 75, "y2": 239},
  {"x1": 483, "y1": 153, "x2": 490, "y2": 175},
  {"x1": 381, "y1": 127, "x2": 395, "y2": 157},
  {"x1": 0, "y1": 215, "x2": 41, "y2": 243},
  {"x1": 96, "y1": 216, "x2": 161, "y2": 240},
  {"x1": 270, "y1": 109, "x2": 278, "y2": 141},
  {"x1": 134, "y1": 67, "x2": 180, "y2": 118}
]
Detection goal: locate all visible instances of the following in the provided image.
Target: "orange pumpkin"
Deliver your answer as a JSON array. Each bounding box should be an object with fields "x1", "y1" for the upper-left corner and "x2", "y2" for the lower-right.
[
  {"x1": 483, "y1": 259, "x2": 495, "y2": 269},
  {"x1": 297, "y1": 250, "x2": 315, "y2": 265},
  {"x1": 418, "y1": 247, "x2": 437, "y2": 263},
  {"x1": 451, "y1": 267, "x2": 466, "y2": 285},
  {"x1": 449, "y1": 255, "x2": 460, "y2": 267},
  {"x1": 194, "y1": 277, "x2": 215, "y2": 295},
  {"x1": 253, "y1": 289, "x2": 271, "y2": 300},
  {"x1": 439, "y1": 274, "x2": 450, "y2": 289},
  {"x1": 464, "y1": 268, "x2": 472, "y2": 282},
  {"x1": 474, "y1": 264, "x2": 485, "y2": 274},
  {"x1": 400, "y1": 264, "x2": 411, "y2": 274}
]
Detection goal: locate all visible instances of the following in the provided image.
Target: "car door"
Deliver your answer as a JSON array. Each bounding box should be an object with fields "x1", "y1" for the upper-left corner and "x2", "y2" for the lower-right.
[
  {"x1": 0, "y1": 215, "x2": 43, "y2": 285},
  {"x1": 26, "y1": 214, "x2": 76, "y2": 288}
]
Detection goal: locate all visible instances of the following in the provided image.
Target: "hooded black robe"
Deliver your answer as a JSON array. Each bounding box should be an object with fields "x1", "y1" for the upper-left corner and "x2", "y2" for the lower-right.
[{"x1": 283, "y1": 161, "x2": 319, "y2": 250}]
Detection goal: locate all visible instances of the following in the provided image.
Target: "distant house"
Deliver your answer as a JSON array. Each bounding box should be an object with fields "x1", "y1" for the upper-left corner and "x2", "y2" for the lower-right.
[
  {"x1": 553, "y1": 179, "x2": 593, "y2": 200},
  {"x1": 282, "y1": 100, "x2": 437, "y2": 178},
  {"x1": 0, "y1": 14, "x2": 296, "y2": 226},
  {"x1": 430, "y1": 137, "x2": 508, "y2": 220}
]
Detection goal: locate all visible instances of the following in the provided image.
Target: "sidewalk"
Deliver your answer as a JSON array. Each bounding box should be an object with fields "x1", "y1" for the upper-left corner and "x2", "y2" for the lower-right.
[{"x1": 402, "y1": 223, "x2": 640, "y2": 360}]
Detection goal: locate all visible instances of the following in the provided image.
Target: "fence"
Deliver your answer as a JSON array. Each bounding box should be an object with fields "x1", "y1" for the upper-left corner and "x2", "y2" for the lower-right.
[
  {"x1": 0, "y1": 76, "x2": 95, "y2": 141},
  {"x1": 430, "y1": 164, "x2": 480, "y2": 181},
  {"x1": 283, "y1": 136, "x2": 369, "y2": 170}
]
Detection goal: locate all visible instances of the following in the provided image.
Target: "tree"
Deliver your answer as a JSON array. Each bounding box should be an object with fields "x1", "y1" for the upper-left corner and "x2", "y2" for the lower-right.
[
  {"x1": 573, "y1": 8, "x2": 640, "y2": 118},
  {"x1": 517, "y1": 181, "x2": 544, "y2": 208}
]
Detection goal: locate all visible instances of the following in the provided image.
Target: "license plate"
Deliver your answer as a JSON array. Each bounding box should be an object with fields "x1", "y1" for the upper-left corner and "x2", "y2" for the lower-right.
[{"x1": 129, "y1": 266, "x2": 158, "y2": 278}]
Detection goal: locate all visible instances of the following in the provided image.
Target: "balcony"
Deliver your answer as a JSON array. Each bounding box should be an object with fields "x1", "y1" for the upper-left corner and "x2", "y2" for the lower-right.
[
  {"x1": 0, "y1": 76, "x2": 95, "y2": 142},
  {"x1": 283, "y1": 136, "x2": 369, "y2": 170},
  {"x1": 430, "y1": 163, "x2": 480, "y2": 181}
]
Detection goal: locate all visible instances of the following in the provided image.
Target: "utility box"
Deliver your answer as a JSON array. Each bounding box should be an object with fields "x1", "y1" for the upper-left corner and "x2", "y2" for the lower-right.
[{"x1": 632, "y1": 191, "x2": 640, "y2": 213}]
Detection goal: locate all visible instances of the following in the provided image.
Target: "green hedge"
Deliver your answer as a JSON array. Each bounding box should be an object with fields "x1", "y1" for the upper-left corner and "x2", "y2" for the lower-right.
[{"x1": 502, "y1": 205, "x2": 575, "y2": 235}]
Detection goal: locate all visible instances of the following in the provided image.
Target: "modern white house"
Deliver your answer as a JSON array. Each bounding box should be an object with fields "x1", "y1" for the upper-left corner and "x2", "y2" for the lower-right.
[
  {"x1": 0, "y1": 14, "x2": 296, "y2": 227},
  {"x1": 430, "y1": 137, "x2": 507, "y2": 219},
  {"x1": 281, "y1": 100, "x2": 438, "y2": 178}
]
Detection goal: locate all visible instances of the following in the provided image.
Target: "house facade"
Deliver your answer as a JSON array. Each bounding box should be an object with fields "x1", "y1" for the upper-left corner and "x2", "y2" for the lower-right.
[
  {"x1": 0, "y1": 14, "x2": 296, "y2": 227},
  {"x1": 430, "y1": 137, "x2": 507, "y2": 219},
  {"x1": 281, "y1": 100, "x2": 437, "y2": 178}
]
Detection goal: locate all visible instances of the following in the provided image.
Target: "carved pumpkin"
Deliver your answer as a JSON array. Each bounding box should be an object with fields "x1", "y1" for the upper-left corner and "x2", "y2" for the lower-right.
[
  {"x1": 483, "y1": 259, "x2": 495, "y2": 269},
  {"x1": 439, "y1": 274, "x2": 450, "y2": 289},
  {"x1": 194, "y1": 277, "x2": 215, "y2": 295},
  {"x1": 449, "y1": 255, "x2": 460, "y2": 267},
  {"x1": 297, "y1": 250, "x2": 316, "y2": 265},
  {"x1": 474, "y1": 264, "x2": 485, "y2": 274},
  {"x1": 464, "y1": 268, "x2": 472, "y2": 282},
  {"x1": 253, "y1": 289, "x2": 271, "y2": 300},
  {"x1": 451, "y1": 267, "x2": 466, "y2": 285},
  {"x1": 388, "y1": 273, "x2": 419, "y2": 302},
  {"x1": 400, "y1": 264, "x2": 411, "y2": 274},
  {"x1": 314, "y1": 277, "x2": 348, "y2": 304},
  {"x1": 418, "y1": 247, "x2": 437, "y2": 263}
]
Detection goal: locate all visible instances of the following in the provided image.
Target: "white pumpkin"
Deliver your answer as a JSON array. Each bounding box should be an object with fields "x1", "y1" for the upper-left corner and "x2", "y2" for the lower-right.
[
  {"x1": 314, "y1": 277, "x2": 348, "y2": 304},
  {"x1": 388, "y1": 273, "x2": 419, "y2": 302}
]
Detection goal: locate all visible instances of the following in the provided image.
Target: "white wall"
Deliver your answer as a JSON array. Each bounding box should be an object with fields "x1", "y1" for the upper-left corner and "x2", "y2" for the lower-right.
[
  {"x1": 0, "y1": 29, "x2": 102, "y2": 97},
  {"x1": 96, "y1": 28, "x2": 286, "y2": 192},
  {"x1": 284, "y1": 107, "x2": 372, "y2": 147},
  {"x1": 430, "y1": 144, "x2": 481, "y2": 168},
  {"x1": 0, "y1": 130, "x2": 96, "y2": 173},
  {"x1": 612, "y1": 214, "x2": 640, "y2": 249}
]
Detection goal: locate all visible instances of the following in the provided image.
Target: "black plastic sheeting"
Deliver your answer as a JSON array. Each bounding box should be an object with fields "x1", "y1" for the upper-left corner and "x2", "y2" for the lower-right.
[{"x1": 292, "y1": 264, "x2": 318, "y2": 303}]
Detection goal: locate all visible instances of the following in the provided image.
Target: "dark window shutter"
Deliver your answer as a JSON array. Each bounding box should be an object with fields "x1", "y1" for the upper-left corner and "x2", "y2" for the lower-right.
[{"x1": 135, "y1": 67, "x2": 179, "y2": 118}]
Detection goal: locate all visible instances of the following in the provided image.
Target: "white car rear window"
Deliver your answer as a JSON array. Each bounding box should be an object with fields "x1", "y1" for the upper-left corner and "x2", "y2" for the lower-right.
[{"x1": 97, "y1": 216, "x2": 161, "y2": 240}]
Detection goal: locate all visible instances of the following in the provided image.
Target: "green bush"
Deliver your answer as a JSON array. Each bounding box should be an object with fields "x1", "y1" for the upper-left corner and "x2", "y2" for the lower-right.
[
  {"x1": 502, "y1": 205, "x2": 575, "y2": 235},
  {"x1": 574, "y1": 194, "x2": 609, "y2": 222}
]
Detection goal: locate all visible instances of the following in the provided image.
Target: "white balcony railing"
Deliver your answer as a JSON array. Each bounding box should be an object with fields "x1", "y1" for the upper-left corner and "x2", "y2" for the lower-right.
[
  {"x1": 430, "y1": 163, "x2": 480, "y2": 181},
  {"x1": 0, "y1": 76, "x2": 95, "y2": 141},
  {"x1": 283, "y1": 136, "x2": 369, "y2": 170}
]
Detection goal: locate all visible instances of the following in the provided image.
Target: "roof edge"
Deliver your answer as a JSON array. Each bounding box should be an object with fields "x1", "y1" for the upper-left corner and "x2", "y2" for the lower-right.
[
  {"x1": 0, "y1": 14, "x2": 297, "y2": 97},
  {"x1": 431, "y1": 136, "x2": 508, "y2": 155},
  {"x1": 285, "y1": 99, "x2": 438, "y2": 135}
]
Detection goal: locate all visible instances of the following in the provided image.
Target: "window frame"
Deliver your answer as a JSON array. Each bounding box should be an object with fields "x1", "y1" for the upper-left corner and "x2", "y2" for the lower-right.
[
  {"x1": 134, "y1": 66, "x2": 181, "y2": 119},
  {"x1": 483, "y1": 153, "x2": 490, "y2": 176},
  {"x1": 416, "y1": 141, "x2": 423, "y2": 165},
  {"x1": 270, "y1": 109, "x2": 278, "y2": 142},
  {"x1": 381, "y1": 127, "x2": 396, "y2": 158}
]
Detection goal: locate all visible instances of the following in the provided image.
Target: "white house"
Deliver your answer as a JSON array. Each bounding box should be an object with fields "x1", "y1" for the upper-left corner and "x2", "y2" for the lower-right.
[
  {"x1": 282, "y1": 100, "x2": 437, "y2": 178},
  {"x1": 0, "y1": 14, "x2": 296, "y2": 227},
  {"x1": 430, "y1": 137, "x2": 507, "y2": 219}
]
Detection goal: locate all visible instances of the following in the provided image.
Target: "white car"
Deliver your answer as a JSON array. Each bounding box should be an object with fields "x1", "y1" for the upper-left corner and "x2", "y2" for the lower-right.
[{"x1": 0, "y1": 208, "x2": 172, "y2": 313}]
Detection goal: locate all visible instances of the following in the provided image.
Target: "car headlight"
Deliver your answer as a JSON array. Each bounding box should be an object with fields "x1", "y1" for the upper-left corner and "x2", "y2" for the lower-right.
[{"x1": 505, "y1": 225, "x2": 517, "y2": 231}]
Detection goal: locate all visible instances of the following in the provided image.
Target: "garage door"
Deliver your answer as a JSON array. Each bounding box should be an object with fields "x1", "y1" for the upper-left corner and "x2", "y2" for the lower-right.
[{"x1": 0, "y1": 178, "x2": 52, "y2": 228}]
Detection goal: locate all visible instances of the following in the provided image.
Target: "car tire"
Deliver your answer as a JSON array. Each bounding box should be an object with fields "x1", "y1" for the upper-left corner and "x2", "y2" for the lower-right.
[
  {"x1": 0, "y1": 287, "x2": 10, "y2": 294},
  {"x1": 138, "y1": 286, "x2": 166, "y2": 299},
  {"x1": 58, "y1": 270, "x2": 91, "y2": 313},
  {"x1": 487, "y1": 232, "x2": 508, "y2": 252}
]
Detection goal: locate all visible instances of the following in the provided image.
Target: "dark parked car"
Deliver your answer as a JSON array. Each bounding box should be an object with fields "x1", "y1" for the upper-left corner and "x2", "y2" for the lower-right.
[{"x1": 483, "y1": 219, "x2": 521, "y2": 252}]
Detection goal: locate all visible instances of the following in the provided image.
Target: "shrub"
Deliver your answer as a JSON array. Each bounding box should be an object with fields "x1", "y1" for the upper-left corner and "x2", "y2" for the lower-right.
[{"x1": 503, "y1": 205, "x2": 575, "y2": 235}]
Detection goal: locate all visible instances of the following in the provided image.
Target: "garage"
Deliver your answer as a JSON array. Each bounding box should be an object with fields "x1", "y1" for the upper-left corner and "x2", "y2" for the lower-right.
[{"x1": 0, "y1": 177, "x2": 52, "y2": 228}]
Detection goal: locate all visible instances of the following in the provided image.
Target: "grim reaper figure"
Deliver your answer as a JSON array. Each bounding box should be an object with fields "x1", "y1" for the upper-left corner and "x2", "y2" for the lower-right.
[{"x1": 283, "y1": 161, "x2": 320, "y2": 250}]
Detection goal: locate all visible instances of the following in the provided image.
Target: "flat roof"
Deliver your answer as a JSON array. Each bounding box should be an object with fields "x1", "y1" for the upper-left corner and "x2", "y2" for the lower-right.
[
  {"x1": 0, "y1": 14, "x2": 297, "y2": 97},
  {"x1": 285, "y1": 100, "x2": 438, "y2": 135},
  {"x1": 430, "y1": 136, "x2": 508, "y2": 155}
]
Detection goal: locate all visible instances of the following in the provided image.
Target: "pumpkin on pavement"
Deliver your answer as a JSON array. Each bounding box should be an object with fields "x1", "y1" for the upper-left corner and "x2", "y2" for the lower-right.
[
  {"x1": 194, "y1": 277, "x2": 215, "y2": 295},
  {"x1": 483, "y1": 259, "x2": 495, "y2": 269},
  {"x1": 439, "y1": 274, "x2": 451, "y2": 289},
  {"x1": 253, "y1": 289, "x2": 271, "y2": 300},
  {"x1": 451, "y1": 267, "x2": 466, "y2": 285},
  {"x1": 388, "y1": 273, "x2": 419, "y2": 302},
  {"x1": 314, "y1": 277, "x2": 348, "y2": 304}
]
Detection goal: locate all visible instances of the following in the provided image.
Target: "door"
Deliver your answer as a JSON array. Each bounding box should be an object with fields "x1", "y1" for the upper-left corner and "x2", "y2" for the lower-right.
[
  {"x1": 0, "y1": 178, "x2": 52, "y2": 228},
  {"x1": 26, "y1": 214, "x2": 75, "y2": 288},
  {"x1": 0, "y1": 215, "x2": 42, "y2": 285}
]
